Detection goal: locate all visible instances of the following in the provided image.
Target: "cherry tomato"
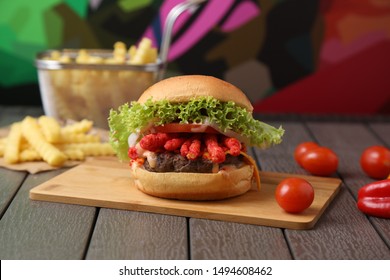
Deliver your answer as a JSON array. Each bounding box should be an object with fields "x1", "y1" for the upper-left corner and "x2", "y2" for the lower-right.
[
  {"x1": 154, "y1": 123, "x2": 219, "y2": 134},
  {"x1": 294, "y1": 142, "x2": 319, "y2": 167},
  {"x1": 300, "y1": 147, "x2": 338, "y2": 176},
  {"x1": 360, "y1": 145, "x2": 390, "y2": 180},
  {"x1": 275, "y1": 177, "x2": 315, "y2": 213}
]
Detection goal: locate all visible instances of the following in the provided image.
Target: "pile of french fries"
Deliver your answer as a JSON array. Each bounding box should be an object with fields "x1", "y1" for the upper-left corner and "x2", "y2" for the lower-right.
[
  {"x1": 0, "y1": 116, "x2": 115, "y2": 167},
  {"x1": 39, "y1": 38, "x2": 159, "y2": 129}
]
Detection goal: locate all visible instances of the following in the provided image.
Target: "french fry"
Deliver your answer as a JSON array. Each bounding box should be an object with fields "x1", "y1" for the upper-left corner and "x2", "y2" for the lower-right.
[
  {"x1": 87, "y1": 56, "x2": 104, "y2": 64},
  {"x1": 4, "y1": 122, "x2": 22, "y2": 164},
  {"x1": 129, "y1": 38, "x2": 157, "y2": 65},
  {"x1": 128, "y1": 45, "x2": 136, "y2": 59},
  {"x1": 61, "y1": 148, "x2": 85, "y2": 161},
  {"x1": 50, "y1": 50, "x2": 61, "y2": 60},
  {"x1": 59, "y1": 132, "x2": 100, "y2": 144},
  {"x1": 61, "y1": 119, "x2": 93, "y2": 134},
  {"x1": 38, "y1": 115, "x2": 61, "y2": 143},
  {"x1": 0, "y1": 137, "x2": 6, "y2": 157},
  {"x1": 59, "y1": 55, "x2": 71, "y2": 63},
  {"x1": 19, "y1": 148, "x2": 42, "y2": 162},
  {"x1": 58, "y1": 143, "x2": 115, "y2": 157},
  {"x1": 113, "y1": 41, "x2": 127, "y2": 63},
  {"x1": 76, "y1": 77, "x2": 108, "y2": 126},
  {"x1": 76, "y1": 49, "x2": 89, "y2": 64},
  {"x1": 21, "y1": 116, "x2": 67, "y2": 166}
]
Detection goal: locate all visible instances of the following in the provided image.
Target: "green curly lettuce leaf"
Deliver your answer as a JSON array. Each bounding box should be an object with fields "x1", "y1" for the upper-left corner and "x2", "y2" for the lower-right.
[{"x1": 108, "y1": 97, "x2": 284, "y2": 161}]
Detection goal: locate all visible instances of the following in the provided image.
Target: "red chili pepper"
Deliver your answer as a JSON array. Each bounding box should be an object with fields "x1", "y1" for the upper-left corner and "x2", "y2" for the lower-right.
[
  {"x1": 358, "y1": 179, "x2": 390, "y2": 199},
  {"x1": 357, "y1": 179, "x2": 390, "y2": 219},
  {"x1": 357, "y1": 197, "x2": 390, "y2": 219}
]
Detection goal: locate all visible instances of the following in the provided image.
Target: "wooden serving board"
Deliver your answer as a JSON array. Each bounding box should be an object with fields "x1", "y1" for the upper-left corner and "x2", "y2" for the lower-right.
[{"x1": 30, "y1": 157, "x2": 341, "y2": 229}]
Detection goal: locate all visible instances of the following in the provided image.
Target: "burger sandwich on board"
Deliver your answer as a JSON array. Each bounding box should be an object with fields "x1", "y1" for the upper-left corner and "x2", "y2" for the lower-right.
[{"x1": 109, "y1": 75, "x2": 284, "y2": 200}]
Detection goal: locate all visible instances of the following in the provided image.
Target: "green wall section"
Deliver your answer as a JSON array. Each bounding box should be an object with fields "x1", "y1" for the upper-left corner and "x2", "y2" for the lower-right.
[{"x1": 0, "y1": 1, "x2": 88, "y2": 86}]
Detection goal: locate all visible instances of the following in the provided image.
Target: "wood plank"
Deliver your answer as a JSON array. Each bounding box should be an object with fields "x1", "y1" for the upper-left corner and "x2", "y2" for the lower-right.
[
  {"x1": 190, "y1": 219, "x2": 292, "y2": 259},
  {"x1": 367, "y1": 122, "x2": 390, "y2": 248},
  {"x1": 255, "y1": 121, "x2": 390, "y2": 259},
  {"x1": 0, "y1": 169, "x2": 26, "y2": 218},
  {"x1": 369, "y1": 122, "x2": 390, "y2": 145},
  {"x1": 0, "y1": 168, "x2": 96, "y2": 259},
  {"x1": 86, "y1": 209, "x2": 188, "y2": 259},
  {"x1": 298, "y1": 122, "x2": 390, "y2": 259}
]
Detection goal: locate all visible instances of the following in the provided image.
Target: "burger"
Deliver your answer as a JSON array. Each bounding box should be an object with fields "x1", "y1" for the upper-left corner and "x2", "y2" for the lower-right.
[{"x1": 108, "y1": 75, "x2": 284, "y2": 200}]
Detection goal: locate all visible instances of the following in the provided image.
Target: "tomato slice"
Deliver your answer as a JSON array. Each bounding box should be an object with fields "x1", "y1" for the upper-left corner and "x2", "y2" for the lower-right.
[{"x1": 153, "y1": 123, "x2": 219, "y2": 134}]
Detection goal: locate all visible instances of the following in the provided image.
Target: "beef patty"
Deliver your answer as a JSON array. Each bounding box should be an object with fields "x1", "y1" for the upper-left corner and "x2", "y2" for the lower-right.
[{"x1": 143, "y1": 152, "x2": 243, "y2": 173}]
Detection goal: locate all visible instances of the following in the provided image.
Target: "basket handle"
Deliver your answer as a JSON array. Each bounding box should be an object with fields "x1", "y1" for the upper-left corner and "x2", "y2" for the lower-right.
[{"x1": 159, "y1": 0, "x2": 207, "y2": 66}]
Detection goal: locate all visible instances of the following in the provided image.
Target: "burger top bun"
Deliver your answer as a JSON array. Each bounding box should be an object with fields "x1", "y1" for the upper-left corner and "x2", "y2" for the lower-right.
[{"x1": 137, "y1": 75, "x2": 254, "y2": 112}]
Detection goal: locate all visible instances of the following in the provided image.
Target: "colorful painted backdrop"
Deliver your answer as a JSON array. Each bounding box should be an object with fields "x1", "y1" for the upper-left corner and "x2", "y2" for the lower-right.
[{"x1": 1, "y1": 0, "x2": 389, "y2": 114}]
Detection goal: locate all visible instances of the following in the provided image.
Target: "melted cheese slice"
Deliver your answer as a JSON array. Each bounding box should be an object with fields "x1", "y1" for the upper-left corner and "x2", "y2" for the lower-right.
[{"x1": 240, "y1": 151, "x2": 261, "y2": 191}]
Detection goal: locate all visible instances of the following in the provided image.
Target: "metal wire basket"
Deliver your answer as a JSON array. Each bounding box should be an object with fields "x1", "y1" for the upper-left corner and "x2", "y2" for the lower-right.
[{"x1": 35, "y1": 0, "x2": 207, "y2": 129}]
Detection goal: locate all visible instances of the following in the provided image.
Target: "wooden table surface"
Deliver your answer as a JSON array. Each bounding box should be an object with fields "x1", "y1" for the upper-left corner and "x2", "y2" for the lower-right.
[{"x1": 1, "y1": 105, "x2": 390, "y2": 260}]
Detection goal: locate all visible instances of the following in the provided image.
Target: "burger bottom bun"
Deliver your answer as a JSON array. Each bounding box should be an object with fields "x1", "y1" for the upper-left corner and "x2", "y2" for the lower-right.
[{"x1": 132, "y1": 164, "x2": 254, "y2": 201}]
